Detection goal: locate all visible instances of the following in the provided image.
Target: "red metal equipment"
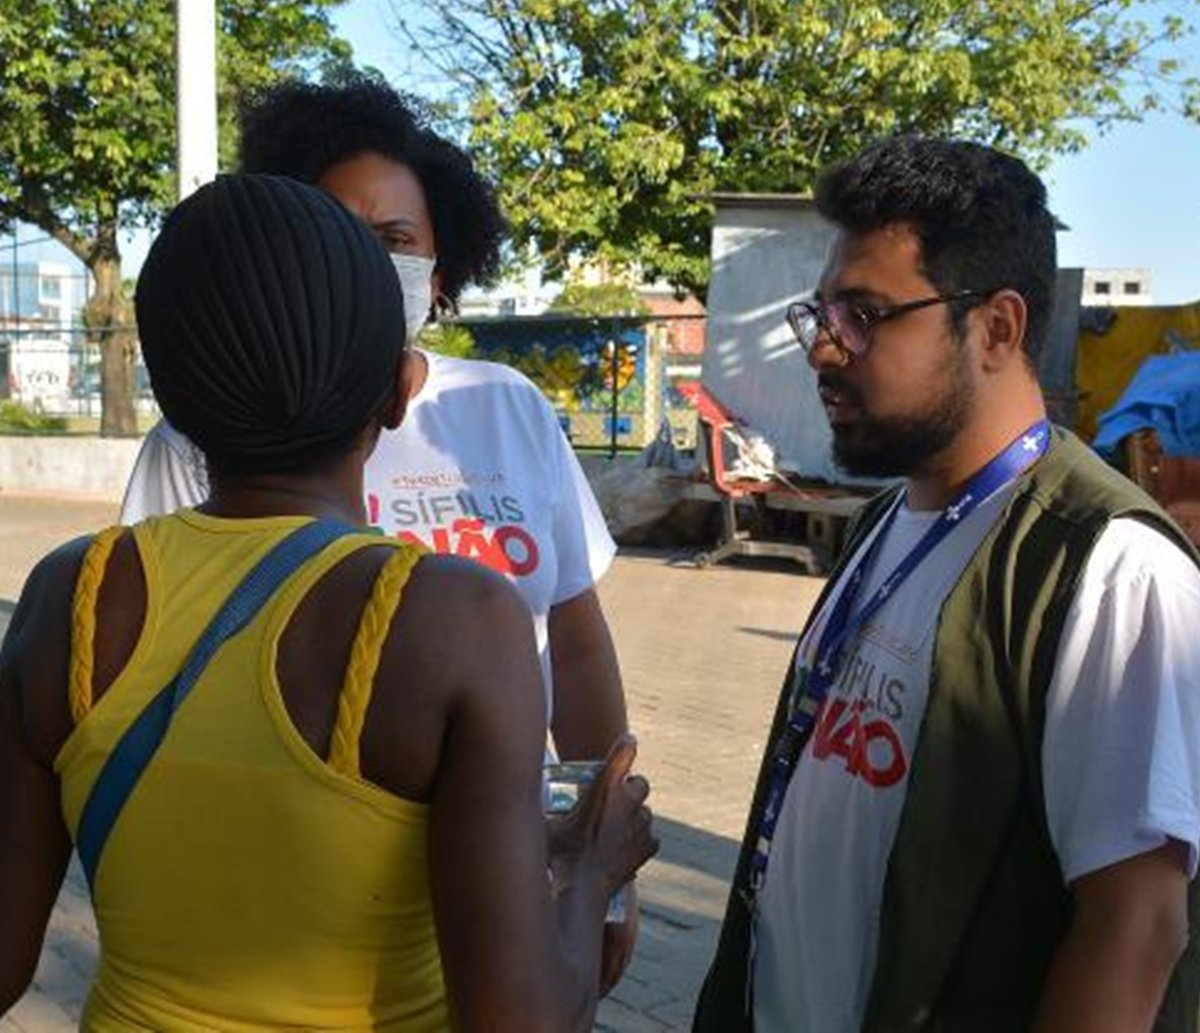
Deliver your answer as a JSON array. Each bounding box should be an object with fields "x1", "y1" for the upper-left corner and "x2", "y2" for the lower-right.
[{"x1": 693, "y1": 385, "x2": 828, "y2": 572}]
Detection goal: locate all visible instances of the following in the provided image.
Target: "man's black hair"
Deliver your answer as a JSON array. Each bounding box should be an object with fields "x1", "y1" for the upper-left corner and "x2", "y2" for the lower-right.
[
  {"x1": 238, "y1": 75, "x2": 505, "y2": 306},
  {"x1": 815, "y1": 136, "x2": 1057, "y2": 361}
]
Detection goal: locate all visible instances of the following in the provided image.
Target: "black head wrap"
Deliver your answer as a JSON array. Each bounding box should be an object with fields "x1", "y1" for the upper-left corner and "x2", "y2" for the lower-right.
[{"x1": 135, "y1": 173, "x2": 406, "y2": 474}]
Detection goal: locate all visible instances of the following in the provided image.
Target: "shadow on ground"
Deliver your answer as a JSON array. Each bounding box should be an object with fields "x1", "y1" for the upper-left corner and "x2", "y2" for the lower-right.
[
  {"x1": 658, "y1": 815, "x2": 739, "y2": 879},
  {"x1": 598, "y1": 816, "x2": 740, "y2": 1030},
  {"x1": 638, "y1": 815, "x2": 739, "y2": 937},
  {"x1": 736, "y1": 625, "x2": 798, "y2": 643}
]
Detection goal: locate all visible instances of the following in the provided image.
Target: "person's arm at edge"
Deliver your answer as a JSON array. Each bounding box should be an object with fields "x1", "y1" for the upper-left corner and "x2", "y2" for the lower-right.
[
  {"x1": 0, "y1": 542, "x2": 86, "y2": 1008},
  {"x1": 1033, "y1": 841, "x2": 1189, "y2": 1033},
  {"x1": 1035, "y1": 521, "x2": 1200, "y2": 1032}
]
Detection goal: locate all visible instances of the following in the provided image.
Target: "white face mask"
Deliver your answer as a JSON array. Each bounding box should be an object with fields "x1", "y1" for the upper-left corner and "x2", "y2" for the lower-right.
[{"x1": 390, "y1": 253, "x2": 437, "y2": 343}]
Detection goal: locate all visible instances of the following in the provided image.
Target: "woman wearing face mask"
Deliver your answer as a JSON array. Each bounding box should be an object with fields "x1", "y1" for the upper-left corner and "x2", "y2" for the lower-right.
[{"x1": 119, "y1": 78, "x2": 638, "y2": 992}]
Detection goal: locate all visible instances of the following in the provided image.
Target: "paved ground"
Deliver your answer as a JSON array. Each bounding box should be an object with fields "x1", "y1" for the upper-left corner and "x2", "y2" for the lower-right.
[{"x1": 0, "y1": 493, "x2": 823, "y2": 1031}]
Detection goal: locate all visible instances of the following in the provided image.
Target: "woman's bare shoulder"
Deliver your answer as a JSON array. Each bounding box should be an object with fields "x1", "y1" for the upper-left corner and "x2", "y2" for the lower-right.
[{"x1": 386, "y1": 552, "x2": 538, "y2": 695}]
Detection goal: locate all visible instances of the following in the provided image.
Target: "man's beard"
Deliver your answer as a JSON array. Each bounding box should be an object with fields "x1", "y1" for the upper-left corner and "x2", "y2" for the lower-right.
[{"x1": 822, "y1": 359, "x2": 975, "y2": 479}]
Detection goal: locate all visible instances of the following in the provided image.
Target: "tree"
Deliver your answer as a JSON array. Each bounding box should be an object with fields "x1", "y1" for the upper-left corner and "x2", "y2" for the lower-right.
[
  {"x1": 548, "y1": 281, "x2": 649, "y2": 317},
  {"x1": 419, "y1": 321, "x2": 477, "y2": 358},
  {"x1": 397, "y1": 0, "x2": 1199, "y2": 296},
  {"x1": 0, "y1": 1, "x2": 351, "y2": 435}
]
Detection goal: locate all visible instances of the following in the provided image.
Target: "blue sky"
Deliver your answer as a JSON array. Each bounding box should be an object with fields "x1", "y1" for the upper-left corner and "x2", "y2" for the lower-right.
[
  {"x1": 339, "y1": 0, "x2": 1200, "y2": 305},
  {"x1": 1046, "y1": 108, "x2": 1200, "y2": 303}
]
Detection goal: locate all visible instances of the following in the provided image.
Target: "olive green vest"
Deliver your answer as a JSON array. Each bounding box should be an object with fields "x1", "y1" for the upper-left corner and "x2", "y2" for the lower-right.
[{"x1": 694, "y1": 429, "x2": 1200, "y2": 1032}]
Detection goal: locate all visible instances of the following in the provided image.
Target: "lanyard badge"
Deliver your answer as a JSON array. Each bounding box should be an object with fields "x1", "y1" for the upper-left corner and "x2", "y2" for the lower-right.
[{"x1": 746, "y1": 420, "x2": 1051, "y2": 895}]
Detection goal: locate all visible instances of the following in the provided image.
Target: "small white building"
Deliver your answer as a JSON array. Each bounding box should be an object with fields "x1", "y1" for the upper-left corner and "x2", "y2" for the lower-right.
[
  {"x1": 1081, "y1": 268, "x2": 1153, "y2": 307},
  {"x1": 0, "y1": 260, "x2": 80, "y2": 329},
  {"x1": 458, "y1": 254, "x2": 557, "y2": 318}
]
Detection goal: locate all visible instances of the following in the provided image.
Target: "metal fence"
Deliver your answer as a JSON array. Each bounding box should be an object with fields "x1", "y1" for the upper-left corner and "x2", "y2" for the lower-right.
[
  {"x1": 0, "y1": 327, "x2": 158, "y2": 421},
  {"x1": 450, "y1": 313, "x2": 704, "y2": 456},
  {"x1": 0, "y1": 315, "x2": 705, "y2": 455}
]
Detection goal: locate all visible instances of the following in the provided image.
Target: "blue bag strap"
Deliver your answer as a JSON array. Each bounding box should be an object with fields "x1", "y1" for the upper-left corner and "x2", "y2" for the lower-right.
[{"x1": 75, "y1": 518, "x2": 358, "y2": 893}]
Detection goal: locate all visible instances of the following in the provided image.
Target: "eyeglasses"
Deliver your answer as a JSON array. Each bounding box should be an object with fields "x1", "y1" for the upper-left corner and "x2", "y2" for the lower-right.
[{"x1": 786, "y1": 290, "x2": 991, "y2": 357}]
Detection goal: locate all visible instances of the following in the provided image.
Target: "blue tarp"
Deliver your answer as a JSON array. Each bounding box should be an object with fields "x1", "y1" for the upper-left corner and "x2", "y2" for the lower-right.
[{"x1": 1093, "y1": 352, "x2": 1200, "y2": 458}]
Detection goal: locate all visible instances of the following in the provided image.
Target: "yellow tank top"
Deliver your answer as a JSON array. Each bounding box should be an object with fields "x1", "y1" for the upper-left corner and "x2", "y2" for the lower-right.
[{"x1": 55, "y1": 510, "x2": 448, "y2": 1031}]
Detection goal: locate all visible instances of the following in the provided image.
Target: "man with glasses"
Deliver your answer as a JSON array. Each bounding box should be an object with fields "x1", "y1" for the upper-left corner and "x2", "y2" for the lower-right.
[{"x1": 694, "y1": 136, "x2": 1200, "y2": 1032}]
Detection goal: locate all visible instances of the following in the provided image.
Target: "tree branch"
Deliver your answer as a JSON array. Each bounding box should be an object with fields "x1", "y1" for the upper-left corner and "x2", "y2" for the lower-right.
[{"x1": 0, "y1": 187, "x2": 94, "y2": 264}]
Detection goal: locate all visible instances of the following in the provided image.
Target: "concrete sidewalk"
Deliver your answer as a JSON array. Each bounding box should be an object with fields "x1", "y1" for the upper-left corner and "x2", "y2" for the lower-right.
[{"x1": 0, "y1": 495, "x2": 821, "y2": 1031}]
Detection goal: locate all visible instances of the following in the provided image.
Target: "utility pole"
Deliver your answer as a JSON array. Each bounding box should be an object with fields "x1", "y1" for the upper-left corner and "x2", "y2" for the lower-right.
[{"x1": 176, "y1": 0, "x2": 218, "y2": 202}]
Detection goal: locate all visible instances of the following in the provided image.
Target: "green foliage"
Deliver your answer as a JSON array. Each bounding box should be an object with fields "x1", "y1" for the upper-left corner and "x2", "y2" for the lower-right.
[
  {"x1": 404, "y1": 0, "x2": 1199, "y2": 296},
  {"x1": 548, "y1": 281, "x2": 650, "y2": 317},
  {"x1": 0, "y1": 399, "x2": 67, "y2": 433},
  {"x1": 418, "y1": 321, "x2": 477, "y2": 358},
  {"x1": 0, "y1": 1, "x2": 350, "y2": 238},
  {"x1": 0, "y1": 0, "x2": 351, "y2": 432}
]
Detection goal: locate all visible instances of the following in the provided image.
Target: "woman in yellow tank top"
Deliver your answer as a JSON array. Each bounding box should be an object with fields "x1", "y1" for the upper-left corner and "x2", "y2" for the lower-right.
[{"x1": 0, "y1": 174, "x2": 656, "y2": 1030}]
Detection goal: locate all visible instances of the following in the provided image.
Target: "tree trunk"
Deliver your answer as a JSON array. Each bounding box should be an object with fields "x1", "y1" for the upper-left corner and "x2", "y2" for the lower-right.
[{"x1": 87, "y1": 244, "x2": 137, "y2": 437}]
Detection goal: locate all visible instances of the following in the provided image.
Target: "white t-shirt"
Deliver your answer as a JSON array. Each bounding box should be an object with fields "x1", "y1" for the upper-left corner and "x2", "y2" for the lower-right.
[
  {"x1": 752, "y1": 500, "x2": 1200, "y2": 1032},
  {"x1": 120, "y1": 350, "x2": 616, "y2": 721},
  {"x1": 119, "y1": 420, "x2": 209, "y2": 522},
  {"x1": 362, "y1": 350, "x2": 615, "y2": 716}
]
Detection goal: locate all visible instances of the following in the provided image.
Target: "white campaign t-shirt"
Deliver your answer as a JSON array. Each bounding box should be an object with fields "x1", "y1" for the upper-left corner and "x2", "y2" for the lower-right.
[
  {"x1": 119, "y1": 350, "x2": 616, "y2": 720},
  {"x1": 362, "y1": 350, "x2": 615, "y2": 715},
  {"x1": 752, "y1": 499, "x2": 1200, "y2": 1032}
]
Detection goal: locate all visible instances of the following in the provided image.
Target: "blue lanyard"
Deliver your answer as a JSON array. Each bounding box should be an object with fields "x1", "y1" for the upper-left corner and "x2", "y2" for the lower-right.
[{"x1": 747, "y1": 421, "x2": 1051, "y2": 892}]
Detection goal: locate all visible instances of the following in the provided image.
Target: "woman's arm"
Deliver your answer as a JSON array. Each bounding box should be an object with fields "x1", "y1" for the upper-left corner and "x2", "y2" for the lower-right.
[
  {"x1": 549, "y1": 588, "x2": 627, "y2": 761},
  {"x1": 543, "y1": 390, "x2": 625, "y2": 765},
  {"x1": 0, "y1": 548, "x2": 80, "y2": 1009},
  {"x1": 421, "y1": 564, "x2": 654, "y2": 1031},
  {"x1": 548, "y1": 587, "x2": 638, "y2": 993}
]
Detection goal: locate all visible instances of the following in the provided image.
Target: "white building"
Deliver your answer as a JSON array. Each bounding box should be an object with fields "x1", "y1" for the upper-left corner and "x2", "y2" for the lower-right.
[
  {"x1": 1081, "y1": 268, "x2": 1153, "y2": 307},
  {"x1": 457, "y1": 256, "x2": 557, "y2": 318},
  {"x1": 0, "y1": 260, "x2": 81, "y2": 330},
  {"x1": 0, "y1": 261, "x2": 84, "y2": 411}
]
